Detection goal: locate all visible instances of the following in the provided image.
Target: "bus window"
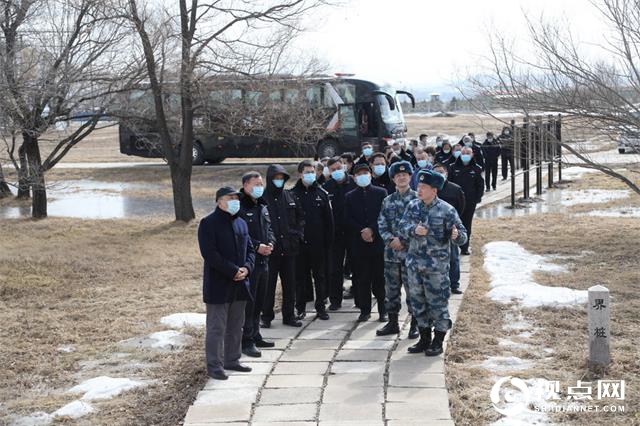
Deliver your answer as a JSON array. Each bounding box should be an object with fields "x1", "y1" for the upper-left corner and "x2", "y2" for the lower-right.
[
  {"x1": 306, "y1": 86, "x2": 322, "y2": 106},
  {"x1": 246, "y1": 91, "x2": 263, "y2": 106},
  {"x1": 285, "y1": 88, "x2": 299, "y2": 102},
  {"x1": 339, "y1": 104, "x2": 357, "y2": 136},
  {"x1": 335, "y1": 83, "x2": 356, "y2": 103},
  {"x1": 377, "y1": 93, "x2": 403, "y2": 124},
  {"x1": 269, "y1": 90, "x2": 283, "y2": 101}
]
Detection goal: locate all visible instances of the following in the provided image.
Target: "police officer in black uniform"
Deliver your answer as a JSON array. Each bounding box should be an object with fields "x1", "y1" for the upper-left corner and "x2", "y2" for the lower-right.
[
  {"x1": 448, "y1": 148, "x2": 484, "y2": 256},
  {"x1": 291, "y1": 160, "x2": 334, "y2": 320},
  {"x1": 323, "y1": 157, "x2": 357, "y2": 310},
  {"x1": 238, "y1": 172, "x2": 276, "y2": 357},
  {"x1": 261, "y1": 164, "x2": 305, "y2": 328}
]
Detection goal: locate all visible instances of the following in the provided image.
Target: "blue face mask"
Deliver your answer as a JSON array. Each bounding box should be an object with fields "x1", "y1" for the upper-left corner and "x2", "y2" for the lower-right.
[
  {"x1": 226, "y1": 199, "x2": 240, "y2": 215},
  {"x1": 302, "y1": 172, "x2": 316, "y2": 185},
  {"x1": 464, "y1": 142, "x2": 473, "y2": 148},
  {"x1": 373, "y1": 164, "x2": 386, "y2": 176},
  {"x1": 461, "y1": 154, "x2": 472, "y2": 164},
  {"x1": 355, "y1": 173, "x2": 371, "y2": 187},
  {"x1": 417, "y1": 159, "x2": 428, "y2": 168},
  {"x1": 331, "y1": 169, "x2": 346, "y2": 181},
  {"x1": 453, "y1": 151, "x2": 461, "y2": 158},
  {"x1": 437, "y1": 140, "x2": 443, "y2": 147},
  {"x1": 272, "y1": 179, "x2": 284, "y2": 188},
  {"x1": 250, "y1": 185, "x2": 264, "y2": 199},
  {"x1": 362, "y1": 147, "x2": 373, "y2": 157}
]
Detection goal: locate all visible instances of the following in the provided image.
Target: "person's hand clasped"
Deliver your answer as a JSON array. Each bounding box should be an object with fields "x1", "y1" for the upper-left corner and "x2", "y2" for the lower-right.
[
  {"x1": 257, "y1": 243, "x2": 273, "y2": 256},
  {"x1": 233, "y1": 267, "x2": 249, "y2": 281},
  {"x1": 389, "y1": 237, "x2": 403, "y2": 250},
  {"x1": 361, "y1": 227, "x2": 374, "y2": 243},
  {"x1": 415, "y1": 222, "x2": 428, "y2": 236}
]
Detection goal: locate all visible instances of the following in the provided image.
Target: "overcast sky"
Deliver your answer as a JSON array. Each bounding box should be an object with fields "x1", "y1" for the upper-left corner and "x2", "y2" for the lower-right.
[{"x1": 296, "y1": 0, "x2": 609, "y2": 93}]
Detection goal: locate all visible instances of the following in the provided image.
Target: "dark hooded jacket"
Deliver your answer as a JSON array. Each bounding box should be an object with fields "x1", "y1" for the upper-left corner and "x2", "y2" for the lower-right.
[
  {"x1": 263, "y1": 164, "x2": 305, "y2": 257},
  {"x1": 448, "y1": 158, "x2": 485, "y2": 204},
  {"x1": 238, "y1": 190, "x2": 276, "y2": 271},
  {"x1": 291, "y1": 179, "x2": 334, "y2": 250},
  {"x1": 323, "y1": 174, "x2": 357, "y2": 239}
]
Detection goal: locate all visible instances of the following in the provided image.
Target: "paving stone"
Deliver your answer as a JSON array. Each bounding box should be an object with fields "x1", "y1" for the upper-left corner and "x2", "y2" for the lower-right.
[
  {"x1": 342, "y1": 340, "x2": 394, "y2": 350},
  {"x1": 298, "y1": 329, "x2": 349, "y2": 340},
  {"x1": 192, "y1": 388, "x2": 259, "y2": 406},
  {"x1": 279, "y1": 349, "x2": 336, "y2": 362},
  {"x1": 253, "y1": 423, "x2": 316, "y2": 426},
  {"x1": 261, "y1": 327, "x2": 305, "y2": 339},
  {"x1": 290, "y1": 339, "x2": 343, "y2": 350},
  {"x1": 259, "y1": 339, "x2": 291, "y2": 350},
  {"x1": 184, "y1": 402, "x2": 251, "y2": 423},
  {"x1": 388, "y1": 372, "x2": 446, "y2": 388},
  {"x1": 228, "y1": 362, "x2": 273, "y2": 375},
  {"x1": 325, "y1": 373, "x2": 383, "y2": 387},
  {"x1": 349, "y1": 326, "x2": 396, "y2": 341},
  {"x1": 319, "y1": 403, "x2": 383, "y2": 422},
  {"x1": 320, "y1": 422, "x2": 384, "y2": 426},
  {"x1": 322, "y1": 384, "x2": 384, "y2": 403},
  {"x1": 264, "y1": 374, "x2": 325, "y2": 388},
  {"x1": 203, "y1": 374, "x2": 266, "y2": 390},
  {"x1": 385, "y1": 401, "x2": 452, "y2": 421},
  {"x1": 271, "y1": 361, "x2": 330, "y2": 375},
  {"x1": 243, "y1": 349, "x2": 283, "y2": 362},
  {"x1": 335, "y1": 349, "x2": 389, "y2": 362},
  {"x1": 253, "y1": 403, "x2": 317, "y2": 422},
  {"x1": 388, "y1": 357, "x2": 445, "y2": 374},
  {"x1": 305, "y1": 320, "x2": 353, "y2": 331},
  {"x1": 386, "y1": 387, "x2": 449, "y2": 402},
  {"x1": 387, "y1": 421, "x2": 454, "y2": 426},
  {"x1": 330, "y1": 361, "x2": 385, "y2": 374},
  {"x1": 259, "y1": 387, "x2": 322, "y2": 405}
]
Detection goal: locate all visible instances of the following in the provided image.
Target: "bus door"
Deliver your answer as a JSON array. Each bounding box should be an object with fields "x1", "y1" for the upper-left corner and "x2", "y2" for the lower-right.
[{"x1": 338, "y1": 104, "x2": 359, "y2": 150}]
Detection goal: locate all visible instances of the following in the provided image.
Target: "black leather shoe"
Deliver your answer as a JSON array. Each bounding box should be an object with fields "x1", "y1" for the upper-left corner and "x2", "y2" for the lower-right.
[
  {"x1": 357, "y1": 312, "x2": 371, "y2": 322},
  {"x1": 260, "y1": 320, "x2": 271, "y2": 329},
  {"x1": 461, "y1": 249, "x2": 471, "y2": 256},
  {"x1": 209, "y1": 371, "x2": 228, "y2": 380},
  {"x1": 242, "y1": 344, "x2": 262, "y2": 358},
  {"x1": 255, "y1": 339, "x2": 275, "y2": 348},
  {"x1": 317, "y1": 311, "x2": 330, "y2": 320},
  {"x1": 451, "y1": 288, "x2": 463, "y2": 295},
  {"x1": 329, "y1": 303, "x2": 341, "y2": 311},
  {"x1": 296, "y1": 311, "x2": 306, "y2": 320},
  {"x1": 378, "y1": 313, "x2": 388, "y2": 322},
  {"x1": 224, "y1": 364, "x2": 252, "y2": 372},
  {"x1": 283, "y1": 318, "x2": 302, "y2": 327}
]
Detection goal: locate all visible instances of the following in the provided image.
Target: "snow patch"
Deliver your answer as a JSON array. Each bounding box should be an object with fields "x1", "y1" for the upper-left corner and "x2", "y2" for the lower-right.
[
  {"x1": 560, "y1": 167, "x2": 599, "y2": 179},
  {"x1": 160, "y1": 312, "x2": 206, "y2": 329},
  {"x1": 498, "y1": 339, "x2": 532, "y2": 350},
  {"x1": 52, "y1": 400, "x2": 95, "y2": 419},
  {"x1": 483, "y1": 241, "x2": 588, "y2": 308},
  {"x1": 556, "y1": 189, "x2": 630, "y2": 206},
  {"x1": 149, "y1": 330, "x2": 193, "y2": 349},
  {"x1": 481, "y1": 356, "x2": 535, "y2": 372},
  {"x1": 68, "y1": 376, "x2": 146, "y2": 400},
  {"x1": 577, "y1": 206, "x2": 640, "y2": 218},
  {"x1": 57, "y1": 345, "x2": 75, "y2": 353},
  {"x1": 9, "y1": 412, "x2": 53, "y2": 426}
]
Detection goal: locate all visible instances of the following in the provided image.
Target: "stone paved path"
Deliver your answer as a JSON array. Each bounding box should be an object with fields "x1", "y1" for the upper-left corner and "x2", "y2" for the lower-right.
[{"x1": 184, "y1": 257, "x2": 470, "y2": 425}]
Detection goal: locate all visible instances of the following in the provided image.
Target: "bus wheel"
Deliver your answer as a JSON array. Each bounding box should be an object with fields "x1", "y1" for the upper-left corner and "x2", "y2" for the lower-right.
[
  {"x1": 192, "y1": 143, "x2": 205, "y2": 165},
  {"x1": 317, "y1": 139, "x2": 339, "y2": 158},
  {"x1": 207, "y1": 157, "x2": 225, "y2": 164}
]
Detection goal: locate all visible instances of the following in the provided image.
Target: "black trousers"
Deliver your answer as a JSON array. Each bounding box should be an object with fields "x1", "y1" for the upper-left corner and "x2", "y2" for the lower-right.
[
  {"x1": 295, "y1": 244, "x2": 328, "y2": 313},
  {"x1": 262, "y1": 255, "x2": 296, "y2": 323},
  {"x1": 242, "y1": 265, "x2": 268, "y2": 346},
  {"x1": 329, "y1": 236, "x2": 347, "y2": 306},
  {"x1": 501, "y1": 154, "x2": 514, "y2": 179},
  {"x1": 460, "y1": 202, "x2": 477, "y2": 252},
  {"x1": 351, "y1": 251, "x2": 385, "y2": 315},
  {"x1": 485, "y1": 160, "x2": 498, "y2": 189}
]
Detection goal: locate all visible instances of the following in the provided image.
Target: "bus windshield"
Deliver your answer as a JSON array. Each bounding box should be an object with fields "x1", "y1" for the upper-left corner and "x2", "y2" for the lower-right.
[{"x1": 377, "y1": 89, "x2": 404, "y2": 124}]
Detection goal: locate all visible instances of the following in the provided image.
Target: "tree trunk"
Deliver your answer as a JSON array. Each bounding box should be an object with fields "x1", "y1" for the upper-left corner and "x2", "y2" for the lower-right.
[
  {"x1": 23, "y1": 133, "x2": 47, "y2": 218},
  {"x1": 17, "y1": 144, "x2": 30, "y2": 199},
  {"x1": 170, "y1": 162, "x2": 195, "y2": 222},
  {"x1": 0, "y1": 162, "x2": 11, "y2": 198}
]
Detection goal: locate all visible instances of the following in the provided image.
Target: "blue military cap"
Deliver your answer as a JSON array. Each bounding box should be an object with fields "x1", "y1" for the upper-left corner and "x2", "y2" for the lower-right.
[
  {"x1": 417, "y1": 170, "x2": 445, "y2": 190},
  {"x1": 388, "y1": 160, "x2": 413, "y2": 179}
]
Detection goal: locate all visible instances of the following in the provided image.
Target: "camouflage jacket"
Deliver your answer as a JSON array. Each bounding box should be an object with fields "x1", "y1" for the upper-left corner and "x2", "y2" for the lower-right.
[
  {"x1": 399, "y1": 197, "x2": 468, "y2": 273},
  {"x1": 378, "y1": 188, "x2": 418, "y2": 263}
]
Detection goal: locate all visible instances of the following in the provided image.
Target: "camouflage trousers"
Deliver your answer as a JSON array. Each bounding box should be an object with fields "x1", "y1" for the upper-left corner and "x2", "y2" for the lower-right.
[
  {"x1": 383, "y1": 261, "x2": 413, "y2": 315},
  {"x1": 407, "y1": 267, "x2": 452, "y2": 332}
]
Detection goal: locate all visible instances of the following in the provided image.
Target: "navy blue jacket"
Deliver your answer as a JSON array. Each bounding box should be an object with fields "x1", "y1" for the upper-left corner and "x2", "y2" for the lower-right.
[
  {"x1": 198, "y1": 208, "x2": 255, "y2": 304},
  {"x1": 344, "y1": 184, "x2": 388, "y2": 256},
  {"x1": 323, "y1": 175, "x2": 357, "y2": 238},
  {"x1": 238, "y1": 190, "x2": 276, "y2": 271},
  {"x1": 448, "y1": 158, "x2": 485, "y2": 205}
]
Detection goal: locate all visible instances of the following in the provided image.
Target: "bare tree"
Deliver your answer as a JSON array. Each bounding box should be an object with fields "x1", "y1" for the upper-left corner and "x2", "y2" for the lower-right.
[
  {"x1": 464, "y1": 0, "x2": 640, "y2": 194},
  {"x1": 124, "y1": 0, "x2": 331, "y2": 222},
  {"x1": 0, "y1": 0, "x2": 134, "y2": 218}
]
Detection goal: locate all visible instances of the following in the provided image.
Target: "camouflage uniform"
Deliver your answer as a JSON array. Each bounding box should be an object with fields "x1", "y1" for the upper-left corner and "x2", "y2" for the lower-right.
[
  {"x1": 399, "y1": 197, "x2": 467, "y2": 332},
  {"x1": 377, "y1": 188, "x2": 417, "y2": 315}
]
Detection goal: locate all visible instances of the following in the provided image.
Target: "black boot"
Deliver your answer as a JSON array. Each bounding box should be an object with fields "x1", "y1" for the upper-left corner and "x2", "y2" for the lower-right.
[
  {"x1": 425, "y1": 330, "x2": 446, "y2": 356},
  {"x1": 407, "y1": 327, "x2": 431, "y2": 353},
  {"x1": 376, "y1": 313, "x2": 399, "y2": 336},
  {"x1": 408, "y1": 316, "x2": 419, "y2": 339}
]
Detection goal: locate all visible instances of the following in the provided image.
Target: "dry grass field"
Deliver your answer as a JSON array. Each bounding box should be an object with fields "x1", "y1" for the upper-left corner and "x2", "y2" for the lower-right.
[{"x1": 446, "y1": 171, "x2": 640, "y2": 425}]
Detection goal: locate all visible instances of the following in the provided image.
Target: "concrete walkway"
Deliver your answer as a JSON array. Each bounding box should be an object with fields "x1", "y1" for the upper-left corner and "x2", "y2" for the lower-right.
[{"x1": 183, "y1": 256, "x2": 469, "y2": 425}]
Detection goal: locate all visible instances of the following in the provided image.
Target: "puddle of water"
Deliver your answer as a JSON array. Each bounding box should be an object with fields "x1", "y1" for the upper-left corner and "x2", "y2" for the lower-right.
[{"x1": 0, "y1": 179, "x2": 213, "y2": 219}]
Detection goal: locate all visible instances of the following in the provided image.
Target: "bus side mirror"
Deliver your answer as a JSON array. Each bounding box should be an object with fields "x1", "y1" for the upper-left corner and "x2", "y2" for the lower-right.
[
  {"x1": 371, "y1": 90, "x2": 396, "y2": 110},
  {"x1": 396, "y1": 90, "x2": 415, "y2": 108}
]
